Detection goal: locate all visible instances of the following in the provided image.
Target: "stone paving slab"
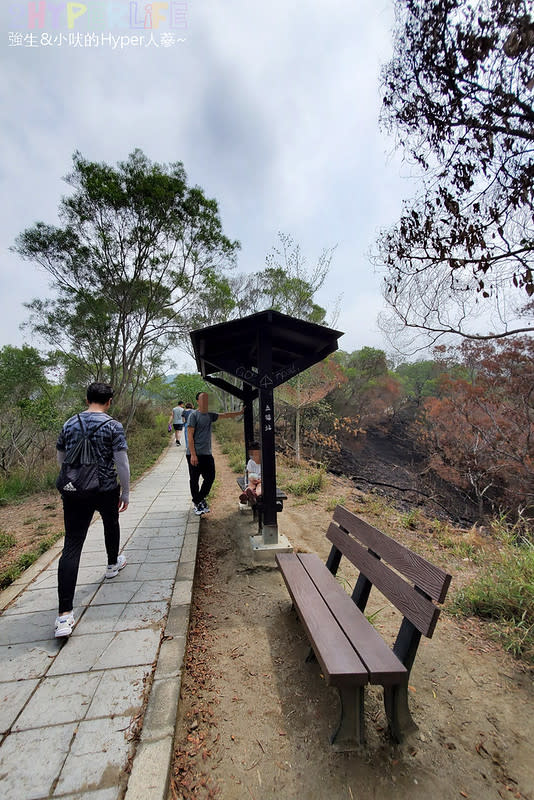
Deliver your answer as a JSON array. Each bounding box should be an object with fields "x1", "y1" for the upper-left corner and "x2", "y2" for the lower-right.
[{"x1": 0, "y1": 444, "x2": 199, "y2": 800}]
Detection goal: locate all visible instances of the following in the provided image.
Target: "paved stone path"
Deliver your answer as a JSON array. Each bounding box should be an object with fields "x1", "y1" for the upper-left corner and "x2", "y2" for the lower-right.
[{"x1": 0, "y1": 444, "x2": 197, "y2": 800}]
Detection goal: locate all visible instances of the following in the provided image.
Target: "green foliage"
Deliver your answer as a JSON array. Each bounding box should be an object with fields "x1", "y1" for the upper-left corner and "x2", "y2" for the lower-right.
[
  {"x1": 261, "y1": 232, "x2": 333, "y2": 322},
  {"x1": 326, "y1": 494, "x2": 347, "y2": 512},
  {"x1": 0, "y1": 531, "x2": 64, "y2": 590},
  {"x1": 0, "y1": 531, "x2": 16, "y2": 556},
  {"x1": 347, "y1": 347, "x2": 388, "y2": 379},
  {"x1": 165, "y1": 374, "x2": 211, "y2": 408},
  {"x1": 0, "y1": 346, "x2": 68, "y2": 481},
  {"x1": 213, "y1": 418, "x2": 245, "y2": 474},
  {"x1": 395, "y1": 360, "x2": 442, "y2": 403},
  {"x1": 451, "y1": 544, "x2": 534, "y2": 663},
  {"x1": 401, "y1": 508, "x2": 420, "y2": 530},
  {"x1": 285, "y1": 469, "x2": 325, "y2": 497},
  {"x1": 377, "y1": 0, "x2": 533, "y2": 344},
  {"x1": 126, "y1": 411, "x2": 169, "y2": 481},
  {"x1": 0, "y1": 468, "x2": 58, "y2": 505},
  {"x1": 0, "y1": 345, "x2": 47, "y2": 400},
  {"x1": 13, "y1": 149, "x2": 239, "y2": 423}
]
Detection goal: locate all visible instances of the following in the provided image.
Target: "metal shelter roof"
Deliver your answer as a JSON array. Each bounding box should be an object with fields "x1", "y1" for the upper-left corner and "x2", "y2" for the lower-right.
[{"x1": 190, "y1": 309, "x2": 344, "y2": 392}]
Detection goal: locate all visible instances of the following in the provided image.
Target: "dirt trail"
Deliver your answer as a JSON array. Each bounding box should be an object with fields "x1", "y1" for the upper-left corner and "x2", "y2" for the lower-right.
[{"x1": 170, "y1": 442, "x2": 534, "y2": 800}]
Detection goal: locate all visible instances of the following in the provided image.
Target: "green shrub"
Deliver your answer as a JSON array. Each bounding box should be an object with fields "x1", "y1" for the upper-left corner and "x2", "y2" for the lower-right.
[
  {"x1": 214, "y1": 418, "x2": 245, "y2": 473},
  {"x1": 326, "y1": 495, "x2": 347, "y2": 512},
  {"x1": 126, "y1": 411, "x2": 169, "y2": 480},
  {"x1": 451, "y1": 544, "x2": 534, "y2": 663},
  {"x1": 286, "y1": 469, "x2": 325, "y2": 497},
  {"x1": 0, "y1": 530, "x2": 64, "y2": 590},
  {"x1": 0, "y1": 467, "x2": 58, "y2": 505},
  {"x1": 0, "y1": 531, "x2": 16, "y2": 556},
  {"x1": 401, "y1": 509, "x2": 420, "y2": 530}
]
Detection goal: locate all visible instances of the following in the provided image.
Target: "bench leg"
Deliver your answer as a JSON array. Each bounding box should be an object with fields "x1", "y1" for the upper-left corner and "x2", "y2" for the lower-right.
[
  {"x1": 383, "y1": 684, "x2": 418, "y2": 743},
  {"x1": 330, "y1": 686, "x2": 365, "y2": 751}
]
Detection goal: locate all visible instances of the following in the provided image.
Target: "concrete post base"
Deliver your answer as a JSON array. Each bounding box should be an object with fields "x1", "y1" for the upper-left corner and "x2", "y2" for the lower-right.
[{"x1": 250, "y1": 532, "x2": 293, "y2": 562}]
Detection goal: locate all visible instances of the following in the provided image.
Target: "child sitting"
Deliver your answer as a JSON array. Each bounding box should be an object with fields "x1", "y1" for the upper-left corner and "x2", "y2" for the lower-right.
[{"x1": 240, "y1": 442, "x2": 262, "y2": 503}]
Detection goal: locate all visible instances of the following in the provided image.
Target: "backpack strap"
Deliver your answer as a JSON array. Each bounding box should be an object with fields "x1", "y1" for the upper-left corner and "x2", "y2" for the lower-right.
[{"x1": 77, "y1": 413, "x2": 112, "y2": 439}]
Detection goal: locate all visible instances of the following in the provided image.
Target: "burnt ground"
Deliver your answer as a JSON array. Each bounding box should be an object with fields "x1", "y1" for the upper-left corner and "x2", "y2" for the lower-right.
[{"x1": 328, "y1": 426, "x2": 478, "y2": 526}]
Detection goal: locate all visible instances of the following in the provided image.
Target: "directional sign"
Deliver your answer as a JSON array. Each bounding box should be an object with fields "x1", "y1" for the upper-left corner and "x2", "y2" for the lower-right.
[{"x1": 260, "y1": 374, "x2": 273, "y2": 388}]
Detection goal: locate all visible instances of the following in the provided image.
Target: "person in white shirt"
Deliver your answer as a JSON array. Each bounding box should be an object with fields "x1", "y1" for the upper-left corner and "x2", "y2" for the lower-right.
[{"x1": 240, "y1": 441, "x2": 262, "y2": 503}]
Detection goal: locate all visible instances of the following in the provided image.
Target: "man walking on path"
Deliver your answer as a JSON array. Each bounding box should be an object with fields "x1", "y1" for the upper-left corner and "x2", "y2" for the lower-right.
[
  {"x1": 169, "y1": 401, "x2": 185, "y2": 445},
  {"x1": 187, "y1": 391, "x2": 242, "y2": 515},
  {"x1": 55, "y1": 382, "x2": 130, "y2": 638}
]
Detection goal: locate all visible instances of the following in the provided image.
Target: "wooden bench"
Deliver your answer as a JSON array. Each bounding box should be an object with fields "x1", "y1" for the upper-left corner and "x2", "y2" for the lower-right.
[
  {"x1": 276, "y1": 505, "x2": 452, "y2": 749},
  {"x1": 236, "y1": 476, "x2": 287, "y2": 530}
]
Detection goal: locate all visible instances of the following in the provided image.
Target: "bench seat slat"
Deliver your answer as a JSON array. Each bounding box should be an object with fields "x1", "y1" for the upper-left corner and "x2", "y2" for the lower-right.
[
  {"x1": 276, "y1": 553, "x2": 368, "y2": 688},
  {"x1": 298, "y1": 553, "x2": 407, "y2": 686},
  {"x1": 333, "y1": 506, "x2": 451, "y2": 603},
  {"x1": 327, "y1": 525, "x2": 441, "y2": 637}
]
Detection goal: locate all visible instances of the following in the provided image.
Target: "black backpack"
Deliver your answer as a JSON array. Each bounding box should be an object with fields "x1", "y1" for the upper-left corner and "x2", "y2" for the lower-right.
[{"x1": 56, "y1": 414, "x2": 111, "y2": 495}]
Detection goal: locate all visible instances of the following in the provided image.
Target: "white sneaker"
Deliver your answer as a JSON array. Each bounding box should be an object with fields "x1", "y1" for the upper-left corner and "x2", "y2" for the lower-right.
[
  {"x1": 55, "y1": 612, "x2": 75, "y2": 638},
  {"x1": 105, "y1": 553, "x2": 127, "y2": 579}
]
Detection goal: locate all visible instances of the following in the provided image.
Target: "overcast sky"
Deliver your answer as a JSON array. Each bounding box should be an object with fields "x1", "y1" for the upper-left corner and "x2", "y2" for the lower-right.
[{"x1": 0, "y1": 0, "x2": 415, "y2": 371}]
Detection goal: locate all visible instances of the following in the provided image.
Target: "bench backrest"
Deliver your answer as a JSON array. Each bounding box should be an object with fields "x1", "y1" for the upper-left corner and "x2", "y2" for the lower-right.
[{"x1": 327, "y1": 506, "x2": 452, "y2": 638}]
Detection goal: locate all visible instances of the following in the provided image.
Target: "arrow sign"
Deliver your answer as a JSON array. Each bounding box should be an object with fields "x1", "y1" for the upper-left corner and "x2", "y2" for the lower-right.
[{"x1": 260, "y1": 375, "x2": 273, "y2": 388}]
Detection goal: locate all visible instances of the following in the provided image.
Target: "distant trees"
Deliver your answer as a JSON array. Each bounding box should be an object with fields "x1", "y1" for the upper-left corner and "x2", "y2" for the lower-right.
[
  {"x1": 421, "y1": 337, "x2": 534, "y2": 516},
  {"x1": 333, "y1": 347, "x2": 403, "y2": 429},
  {"x1": 0, "y1": 346, "x2": 60, "y2": 476},
  {"x1": 13, "y1": 150, "x2": 239, "y2": 425},
  {"x1": 276, "y1": 357, "x2": 346, "y2": 461},
  {"x1": 188, "y1": 232, "x2": 337, "y2": 333},
  {"x1": 376, "y1": 0, "x2": 534, "y2": 347},
  {"x1": 146, "y1": 372, "x2": 210, "y2": 409},
  {"x1": 286, "y1": 337, "x2": 533, "y2": 521}
]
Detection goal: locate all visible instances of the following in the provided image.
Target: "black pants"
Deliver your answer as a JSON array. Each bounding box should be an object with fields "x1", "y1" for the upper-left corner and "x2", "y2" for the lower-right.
[
  {"x1": 57, "y1": 487, "x2": 120, "y2": 612},
  {"x1": 186, "y1": 454, "x2": 215, "y2": 505}
]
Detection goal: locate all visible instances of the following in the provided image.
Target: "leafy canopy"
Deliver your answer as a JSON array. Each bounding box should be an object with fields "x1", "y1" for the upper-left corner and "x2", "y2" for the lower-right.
[
  {"x1": 13, "y1": 149, "x2": 239, "y2": 421},
  {"x1": 376, "y1": 0, "x2": 534, "y2": 347}
]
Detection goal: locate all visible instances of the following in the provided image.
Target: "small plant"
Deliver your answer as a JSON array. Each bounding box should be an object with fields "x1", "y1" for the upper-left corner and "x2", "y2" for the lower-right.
[
  {"x1": 451, "y1": 543, "x2": 534, "y2": 663},
  {"x1": 0, "y1": 530, "x2": 64, "y2": 589},
  {"x1": 0, "y1": 467, "x2": 58, "y2": 505},
  {"x1": 36, "y1": 523, "x2": 52, "y2": 534},
  {"x1": 326, "y1": 495, "x2": 347, "y2": 512},
  {"x1": 364, "y1": 494, "x2": 388, "y2": 516},
  {"x1": 286, "y1": 469, "x2": 325, "y2": 497},
  {"x1": 366, "y1": 606, "x2": 386, "y2": 625},
  {"x1": 401, "y1": 509, "x2": 420, "y2": 530},
  {"x1": 0, "y1": 531, "x2": 16, "y2": 557}
]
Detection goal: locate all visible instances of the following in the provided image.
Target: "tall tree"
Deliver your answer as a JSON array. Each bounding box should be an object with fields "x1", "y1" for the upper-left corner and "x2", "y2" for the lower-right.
[
  {"x1": 376, "y1": 0, "x2": 534, "y2": 348},
  {"x1": 277, "y1": 357, "x2": 346, "y2": 461},
  {"x1": 13, "y1": 150, "x2": 239, "y2": 425},
  {"x1": 262, "y1": 232, "x2": 335, "y2": 323},
  {"x1": 333, "y1": 348, "x2": 403, "y2": 429}
]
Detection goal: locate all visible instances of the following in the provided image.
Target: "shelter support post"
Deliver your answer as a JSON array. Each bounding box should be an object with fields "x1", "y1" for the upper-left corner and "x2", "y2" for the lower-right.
[
  {"x1": 258, "y1": 323, "x2": 278, "y2": 545},
  {"x1": 259, "y1": 385, "x2": 277, "y2": 544},
  {"x1": 243, "y1": 383, "x2": 255, "y2": 458}
]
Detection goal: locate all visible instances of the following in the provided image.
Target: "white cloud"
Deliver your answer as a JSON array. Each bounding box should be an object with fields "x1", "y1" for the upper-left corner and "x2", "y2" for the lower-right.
[{"x1": 0, "y1": 0, "x2": 410, "y2": 359}]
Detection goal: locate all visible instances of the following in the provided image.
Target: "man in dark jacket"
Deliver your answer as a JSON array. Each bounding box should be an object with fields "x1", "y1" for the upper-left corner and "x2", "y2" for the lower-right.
[{"x1": 54, "y1": 382, "x2": 130, "y2": 638}]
